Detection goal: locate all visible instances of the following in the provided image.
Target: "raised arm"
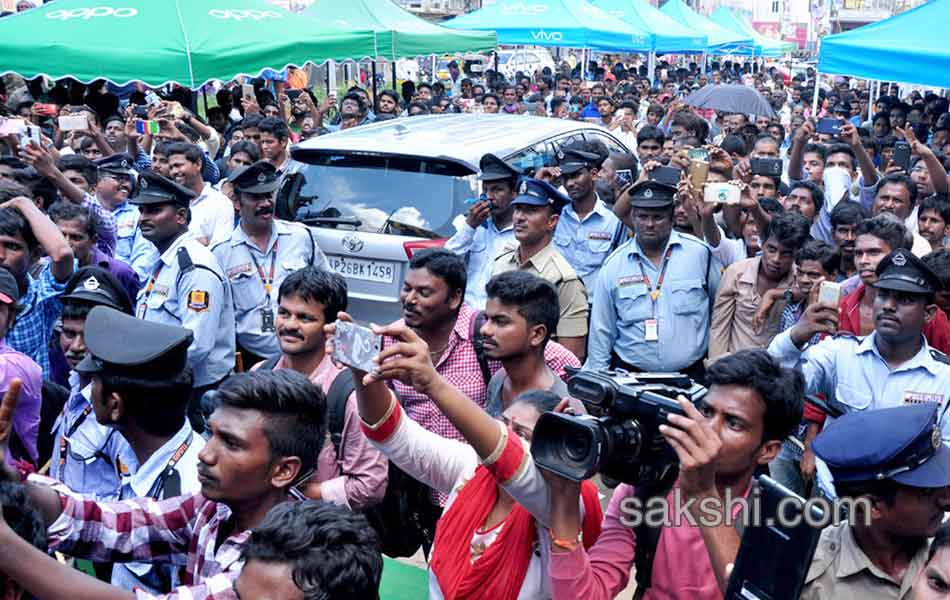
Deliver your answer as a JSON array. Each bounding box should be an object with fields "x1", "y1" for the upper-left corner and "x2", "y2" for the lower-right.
[{"x1": 3, "y1": 196, "x2": 74, "y2": 282}]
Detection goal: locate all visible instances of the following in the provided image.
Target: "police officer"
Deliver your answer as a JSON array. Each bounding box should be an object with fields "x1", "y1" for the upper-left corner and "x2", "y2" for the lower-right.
[
  {"x1": 75, "y1": 306, "x2": 205, "y2": 595},
  {"x1": 493, "y1": 177, "x2": 588, "y2": 361},
  {"x1": 586, "y1": 180, "x2": 720, "y2": 378},
  {"x1": 51, "y1": 266, "x2": 133, "y2": 500},
  {"x1": 801, "y1": 403, "x2": 950, "y2": 599},
  {"x1": 130, "y1": 171, "x2": 235, "y2": 431},
  {"x1": 554, "y1": 144, "x2": 624, "y2": 291},
  {"x1": 769, "y1": 248, "x2": 950, "y2": 496},
  {"x1": 212, "y1": 161, "x2": 328, "y2": 366},
  {"x1": 94, "y1": 153, "x2": 155, "y2": 280},
  {"x1": 444, "y1": 153, "x2": 518, "y2": 310}
]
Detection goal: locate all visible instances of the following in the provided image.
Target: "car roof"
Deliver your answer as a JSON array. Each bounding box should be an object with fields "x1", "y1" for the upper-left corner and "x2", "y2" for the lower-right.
[{"x1": 292, "y1": 114, "x2": 618, "y2": 169}]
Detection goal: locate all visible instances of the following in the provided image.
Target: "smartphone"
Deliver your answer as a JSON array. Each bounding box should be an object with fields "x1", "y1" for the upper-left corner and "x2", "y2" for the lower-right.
[
  {"x1": 241, "y1": 84, "x2": 256, "y2": 102},
  {"x1": 331, "y1": 320, "x2": 381, "y2": 373},
  {"x1": 687, "y1": 148, "x2": 710, "y2": 162},
  {"x1": 168, "y1": 101, "x2": 185, "y2": 119},
  {"x1": 144, "y1": 91, "x2": 162, "y2": 107},
  {"x1": 20, "y1": 125, "x2": 41, "y2": 147},
  {"x1": 286, "y1": 89, "x2": 303, "y2": 101},
  {"x1": 135, "y1": 120, "x2": 160, "y2": 135},
  {"x1": 649, "y1": 165, "x2": 682, "y2": 186},
  {"x1": 33, "y1": 103, "x2": 59, "y2": 117},
  {"x1": 704, "y1": 182, "x2": 741, "y2": 205},
  {"x1": 818, "y1": 280, "x2": 842, "y2": 308},
  {"x1": 58, "y1": 115, "x2": 88, "y2": 131},
  {"x1": 724, "y1": 476, "x2": 824, "y2": 600},
  {"x1": 750, "y1": 157, "x2": 783, "y2": 177},
  {"x1": 816, "y1": 117, "x2": 842, "y2": 136},
  {"x1": 892, "y1": 140, "x2": 911, "y2": 171},
  {"x1": 616, "y1": 169, "x2": 634, "y2": 188},
  {"x1": 689, "y1": 159, "x2": 709, "y2": 188},
  {"x1": 0, "y1": 118, "x2": 27, "y2": 136},
  {"x1": 131, "y1": 105, "x2": 150, "y2": 118}
]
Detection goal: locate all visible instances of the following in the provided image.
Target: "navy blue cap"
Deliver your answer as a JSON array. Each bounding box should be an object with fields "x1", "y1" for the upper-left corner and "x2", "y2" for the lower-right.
[
  {"x1": 936, "y1": 113, "x2": 950, "y2": 132},
  {"x1": 873, "y1": 249, "x2": 941, "y2": 294},
  {"x1": 628, "y1": 180, "x2": 676, "y2": 209},
  {"x1": 95, "y1": 153, "x2": 136, "y2": 177},
  {"x1": 62, "y1": 266, "x2": 133, "y2": 314},
  {"x1": 229, "y1": 160, "x2": 279, "y2": 194},
  {"x1": 129, "y1": 171, "x2": 196, "y2": 207},
  {"x1": 75, "y1": 306, "x2": 192, "y2": 379},
  {"x1": 512, "y1": 177, "x2": 570, "y2": 211},
  {"x1": 558, "y1": 148, "x2": 600, "y2": 176},
  {"x1": 812, "y1": 403, "x2": 950, "y2": 488},
  {"x1": 479, "y1": 153, "x2": 519, "y2": 182}
]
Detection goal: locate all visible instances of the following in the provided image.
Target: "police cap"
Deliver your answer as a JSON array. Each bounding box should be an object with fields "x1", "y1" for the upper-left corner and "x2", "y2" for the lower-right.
[
  {"x1": 75, "y1": 306, "x2": 192, "y2": 380},
  {"x1": 873, "y1": 248, "x2": 941, "y2": 294},
  {"x1": 62, "y1": 266, "x2": 133, "y2": 314},
  {"x1": 628, "y1": 180, "x2": 676, "y2": 209},
  {"x1": 129, "y1": 171, "x2": 196, "y2": 207},
  {"x1": 558, "y1": 148, "x2": 601, "y2": 176},
  {"x1": 812, "y1": 403, "x2": 950, "y2": 488},
  {"x1": 479, "y1": 153, "x2": 519, "y2": 183},
  {"x1": 95, "y1": 153, "x2": 137, "y2": 177},
  {"x1": 229, "y1": 160, "x2": 280, "y2": 194},
  {"x1": 511, "y1": 177, "x2": 570, "y2": 212}
]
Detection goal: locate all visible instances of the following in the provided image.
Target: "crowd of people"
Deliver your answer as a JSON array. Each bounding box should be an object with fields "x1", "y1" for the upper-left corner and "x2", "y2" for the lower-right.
[{"x1": 1, "y1": 9, "x2": 950, "y2": 596}]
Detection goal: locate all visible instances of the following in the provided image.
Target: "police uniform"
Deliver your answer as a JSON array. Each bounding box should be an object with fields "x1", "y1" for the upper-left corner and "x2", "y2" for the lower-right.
[
  {"x1": 492, "y1": 178, "x2": 589, "y2": 339},
  {"x1": 95, "y1": 154, "x2": 156, "y2": 280},
  {"x1": 211, "y1": 161, "x2": 329, "y2": 362},
  {"x1": 585, "y1": 181, "x2": 720, "y2": 376},
  {"x1": 51, "y1": 268, "x2": 133, "y2": 500},
  {"x1": 130, "y1": 172, "x2": 235, "y2": 391},
  {"x1": 553, "y1": 148, "x2": 624, "y2": 291},
  {"x1": 444, "y1": 153, "x2": 518, "y2": 310},
  {"x1": 800, "y1": 403, "x2": 950, "y2": 600},
  {"x1": 75, "y1": 306, "x2": 205, "y2": 595},
  {"x1": 768, "y1": 249, "x2": 950, "y2": 496}
]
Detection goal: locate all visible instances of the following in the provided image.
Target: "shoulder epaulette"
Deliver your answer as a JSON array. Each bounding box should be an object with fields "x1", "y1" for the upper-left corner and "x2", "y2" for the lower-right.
[{"x1": 930, "y1": 348, "x2": 950, "y2": 365}]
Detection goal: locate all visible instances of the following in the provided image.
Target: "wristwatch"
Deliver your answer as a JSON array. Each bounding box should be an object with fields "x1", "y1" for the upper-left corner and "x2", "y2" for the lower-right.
[{"x1": 549, "y1": 528, "x2": 582, "y2": 553}]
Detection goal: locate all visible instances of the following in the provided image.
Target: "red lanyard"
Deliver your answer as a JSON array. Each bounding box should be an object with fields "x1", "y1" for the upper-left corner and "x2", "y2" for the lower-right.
[
  {"x1": 139, "y1": 263, "x2": 165, "y2": 313},
  {"x1": 249, "y1": 239, "x2": 279, "y2": 295},
  {"x1": 634, "y1": 246, "x2": 674, "y2": 304}
]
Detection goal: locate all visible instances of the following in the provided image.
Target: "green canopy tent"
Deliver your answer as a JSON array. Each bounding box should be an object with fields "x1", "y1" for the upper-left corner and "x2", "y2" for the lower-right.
[
  {"x1": 0, "y1": 0, "x2": 378, "y2": 88},
  {"x1": 303, "y1": 0, "x2": 497, "y2": 61}
]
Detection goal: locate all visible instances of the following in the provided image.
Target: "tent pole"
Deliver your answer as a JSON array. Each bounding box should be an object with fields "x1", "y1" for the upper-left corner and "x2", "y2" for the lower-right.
[
  {"x1": 647, "y1": 51, "x2": 656, "y2": 86},
  {"x1": 372, "y1": 61, "x2": 378, "y2": 112},
  {"x1": 581, "y1": 49, "x2": 586, "y2": 80},
  {"x1": 392, "y1": 61, "x2": 397, "y2": 89},
  {"x1": 812, "y1": 70, "x2": 821, "y2": 117}
]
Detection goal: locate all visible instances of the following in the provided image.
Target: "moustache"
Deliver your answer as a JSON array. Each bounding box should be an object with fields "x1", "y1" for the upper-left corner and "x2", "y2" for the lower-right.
[
  {"x1": 279, "y1": 329, "x2": 303, "y2": 340},
  {"x1": 255, "y1": 206, "x2": 273, "y2": 217}
]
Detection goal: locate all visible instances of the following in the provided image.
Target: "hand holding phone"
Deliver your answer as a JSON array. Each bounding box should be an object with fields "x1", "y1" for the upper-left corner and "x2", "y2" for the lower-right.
[
  {"x1": 331, "y1": 321, "x2": 381, "y2": 373},
  {"x1": 817, "y1": 281, "x2": 842, "y2": 308},
  {"x1": 704, "y1": 182, "x2": 741, "y2": 205},
  {"x1": 892, "y1": 141, "x2": 911, "y2": 172},
  {"x1": 58, "y1": 115, "x2": 88, "y2": 132}
]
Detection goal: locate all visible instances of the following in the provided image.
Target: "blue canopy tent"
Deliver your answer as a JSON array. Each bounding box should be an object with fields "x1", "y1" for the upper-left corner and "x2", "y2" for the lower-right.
[
  {"x1": 592, "y1": 0, "x2": 707, "y2": 53},
  {"x1": 709, "y1": 7, "x2": 792, "y2": 57},
  {"x1": 442, "y1": 0, "x2": 653, "y2": 52},
  {"x1": 818, "y1": 0, "x2": 950, "y2": 88},
  {"x1": 659, "y1": 0, "x2": 752, "y2": 54}
]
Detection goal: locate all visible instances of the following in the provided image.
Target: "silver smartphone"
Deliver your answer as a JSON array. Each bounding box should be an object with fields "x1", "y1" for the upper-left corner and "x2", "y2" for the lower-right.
[{"x1": 331, "y1": 321, "x2": 381, "y2": 373}]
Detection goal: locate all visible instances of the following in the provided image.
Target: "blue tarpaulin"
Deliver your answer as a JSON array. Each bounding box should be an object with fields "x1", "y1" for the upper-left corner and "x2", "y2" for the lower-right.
[
  {"x1": 591, "y1": 0, "x2": 707, "y2": 52},
  {"x1": 659, "y1": 0, "x2": 752, "y2": 54},
  {"x1": 709, "y1": 7, "x2": 792, "y2": 57},
  {"x1": 442, "y1": 0, "x2": 653, "y2": 51},
  {"x1": 818, "y1": 0, "x2": 950, "y2": 88}
]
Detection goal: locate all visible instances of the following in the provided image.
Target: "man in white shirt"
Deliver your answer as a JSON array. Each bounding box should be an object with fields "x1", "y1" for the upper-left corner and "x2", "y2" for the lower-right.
[{"x1": 167, "y1": 142, "x2": 234, "y2": 247}]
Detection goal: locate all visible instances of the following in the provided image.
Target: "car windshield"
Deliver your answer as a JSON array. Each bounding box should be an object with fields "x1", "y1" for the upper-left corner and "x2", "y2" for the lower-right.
[
  {"x1": 497, "y1": 53, "x2": 513, "y2": 64},
  {"x1": 291, "y1": 153, "x2": 476, "y2": 238}
]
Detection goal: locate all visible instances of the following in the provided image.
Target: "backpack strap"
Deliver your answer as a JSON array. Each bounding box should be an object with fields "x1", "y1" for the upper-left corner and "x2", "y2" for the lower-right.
[
  {"x1": 469, "y1": 310, "x2": 492, "y2": 387},
  {"x1": 326, "y1": 371, "x2": 356, "y2": 457}
]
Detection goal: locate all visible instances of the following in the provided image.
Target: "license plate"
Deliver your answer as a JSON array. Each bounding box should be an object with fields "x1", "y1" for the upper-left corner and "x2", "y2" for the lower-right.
[{"x1": 329, "y1": 256, "x2": 395, "y2": 284}]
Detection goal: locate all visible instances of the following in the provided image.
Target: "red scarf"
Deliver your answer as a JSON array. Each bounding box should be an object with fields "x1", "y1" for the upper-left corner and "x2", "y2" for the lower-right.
[{"x1": 430, "y1": 466, "x2": 537, "y2": 600}]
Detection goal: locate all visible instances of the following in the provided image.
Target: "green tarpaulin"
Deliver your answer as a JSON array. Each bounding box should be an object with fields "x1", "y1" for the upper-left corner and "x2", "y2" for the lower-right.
[
  {"x1": 304, "y1": 0, "x2": 496, "y2": 60},
  {"x1": 0, "y1": 0, "x2": 378, "y2": 88}
]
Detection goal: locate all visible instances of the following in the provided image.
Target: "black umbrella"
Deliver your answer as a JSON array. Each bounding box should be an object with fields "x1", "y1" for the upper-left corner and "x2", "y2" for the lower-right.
[{"x1": 683, "y1": 84, "x2": 777, "y2": 118}]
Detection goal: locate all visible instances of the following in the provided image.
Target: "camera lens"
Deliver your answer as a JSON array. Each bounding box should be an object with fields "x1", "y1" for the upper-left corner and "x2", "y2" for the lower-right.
[{"x1": 563, "y1": 433, "x2": 592, "y2": 462}]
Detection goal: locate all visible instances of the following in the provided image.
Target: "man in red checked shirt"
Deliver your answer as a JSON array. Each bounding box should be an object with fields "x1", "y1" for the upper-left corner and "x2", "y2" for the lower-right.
[{"x1": 0, "y1": 367, "x2": 326, "y2": 600}]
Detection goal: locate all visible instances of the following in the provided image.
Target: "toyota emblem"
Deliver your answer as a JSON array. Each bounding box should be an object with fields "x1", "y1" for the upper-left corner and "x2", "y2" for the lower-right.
[{"x1": 342, "y1": 233, "x2": 364, "y2": 253}]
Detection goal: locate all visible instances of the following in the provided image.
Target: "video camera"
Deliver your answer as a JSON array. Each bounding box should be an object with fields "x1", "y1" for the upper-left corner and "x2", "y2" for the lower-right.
[{"x1": 531, "y1": 369, "x2": 707, "y2": 486}]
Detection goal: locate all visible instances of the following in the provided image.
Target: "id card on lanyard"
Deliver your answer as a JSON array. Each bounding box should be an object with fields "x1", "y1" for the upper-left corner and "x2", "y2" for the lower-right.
[
  {"x1": 249, "y1": 240, "x2": 278, "y2": 333},
  {"x1": 137, "y1": 263, "x2": 165, "y2": 319},
  {"x1": 634, "y1": 246, "x2": 673, "y2": 342}
]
